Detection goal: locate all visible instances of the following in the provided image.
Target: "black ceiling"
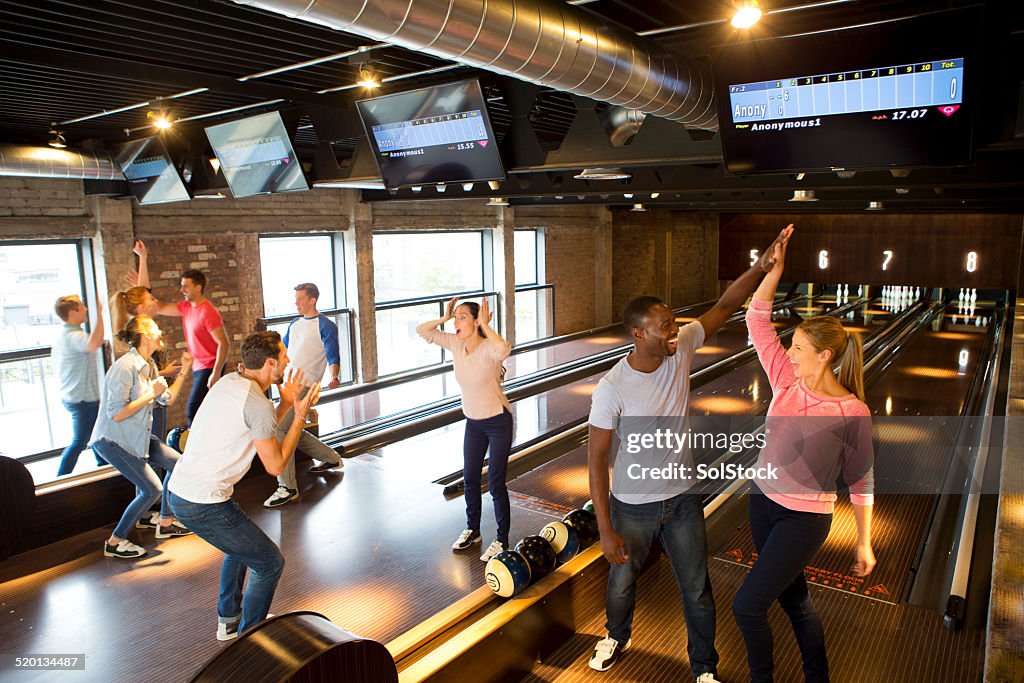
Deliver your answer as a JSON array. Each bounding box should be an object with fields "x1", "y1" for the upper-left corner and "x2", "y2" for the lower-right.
[{"x1": 2, "y1": 0, "x2": 1023, "y2": 212}]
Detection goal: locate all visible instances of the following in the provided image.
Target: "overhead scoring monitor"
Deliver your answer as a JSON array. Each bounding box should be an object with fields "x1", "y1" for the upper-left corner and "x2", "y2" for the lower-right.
[
  {"x1": 205, "y1": 111, "x2": 308, "y2": 198},
  {"x1": 713, "y1": 9, "x2": 978, "y2": 174},
  {"x1": 113, "y1": 136, "x2": 192, "y2": 205}
]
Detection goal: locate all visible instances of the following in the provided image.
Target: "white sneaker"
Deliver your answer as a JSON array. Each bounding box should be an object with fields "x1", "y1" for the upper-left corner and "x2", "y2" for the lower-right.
[
  {"x1": 103, "y1": 539, "x2": 147, "y2": 559},
  {"x1": 696, "y1": 673, "x2": 722, "y2": 683},
  {"x1": 589, "y1": 636, "x2": 630, "y2": 671},
  {"x1": 217, "y1": 613, "x2": 275, "y2": 641},
  {"x1": 451, "y1": 529, "x2": 481, "y2": 551},
  {"x1": 263, "y1": 486, "x2": 299, "y2": 508},
  {"x1": 479, "y1": 540, "x2": 507, "y2": 562}
]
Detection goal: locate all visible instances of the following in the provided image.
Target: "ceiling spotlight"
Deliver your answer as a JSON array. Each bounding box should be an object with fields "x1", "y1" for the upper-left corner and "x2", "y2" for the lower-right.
[
  {"x1": 631, "y1": 203, "x2": 647, "y2": 212},
  {"x1": 487, "y1": 197, "x2": 509, "y2": 206},
  {"x1": 147, "y1": 110, "x2": 174, "y2": 129},
  {"x1": 836, "y1": 170, "x2": 856, "y2": 179},
  {"x1": 789, "y1": 189, "x2": 818, "y2": 202},
  {"x1": 795, "y1": 172, "x2": 806, "y2": 181},
  {"x1": 573, "y1": 167, "x2": 632, "y2": 181},
  {"x1": 410, "y1": 186, "x2": 422, "y2": 193},
  {"x1": 866, "y1": 200, "x2": 885, "y2": 211},
  {"x1": 890, "y1": 168, "x2": 911, "y2": 178},
  {"x1": 487, "y1": 180, "x2": 501, "y2": 191},
  {"x1": 462, "y1": 183, "x2": 473, "y2": 192},
  {"x1": 209, "y1": 157, "x2": 221, "y2": 174},
  {"x1": 435, "y1": 183, "x2": 446, "y2": 193},
  {"x1": 895, "y1": 187, "x2": 910, "y2": 195},
  {"x1": 650, "y1": 192, "x2": 660, "y2": 199},
  {"x1": 731, "y1": 1, "x2": 762, "y2": 29},
  {"x1": 47, "y1": 125, "x2": 67, "y2": 149},
  {"x1": 357, "y1": 64, "x2": 381, "y2": 89},
  {"x1": 623, "y1": 193, "x2": 634, "y2": 199}
]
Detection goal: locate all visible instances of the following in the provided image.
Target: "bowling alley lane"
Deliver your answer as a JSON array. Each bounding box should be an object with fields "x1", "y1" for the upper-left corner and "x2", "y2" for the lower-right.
[{"x1": 524, "y1": 305, "x2": 995, "y2": 683}]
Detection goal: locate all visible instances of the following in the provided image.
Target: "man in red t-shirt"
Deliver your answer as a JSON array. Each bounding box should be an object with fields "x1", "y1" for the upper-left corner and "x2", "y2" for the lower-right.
[{"x1": 157, "y1": 269, "x2": 230, "y2": 424}]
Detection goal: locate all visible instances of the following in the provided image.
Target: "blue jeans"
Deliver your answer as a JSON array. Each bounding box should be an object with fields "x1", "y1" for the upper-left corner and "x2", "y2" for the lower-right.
[
  {"x1": 463, "y1": 408, "x2": 513, "y2": 544},
  {"x1": 607, "y1": 492, "x2": 719, "y2": 678},
  {"x1": 732, "y1": 488, "x2": 833, "y2": 683},
  {"x1": 186, "y1": 366, "x2": 225, "y2": 425},
  {"x1": 167, "y1": 490, "x2": 285, "y2": 635},
  {"x1": 276, "y1": 387, "x2": 342, "y2": 489},
  {"x1": 58, "y1": 400, "x2": 101, "y2": 476},
  {"x1": 92, "y1": 438, "x2": 180, "y2": 539}
]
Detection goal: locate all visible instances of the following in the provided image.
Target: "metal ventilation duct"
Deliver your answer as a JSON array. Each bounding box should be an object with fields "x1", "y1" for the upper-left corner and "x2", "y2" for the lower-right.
[
  {"x1": 232, "y1": 0, "x2": 717, "y2": 130},
  {"x1": 0, "y1": 146, "x2": 122, "y2": 180}
]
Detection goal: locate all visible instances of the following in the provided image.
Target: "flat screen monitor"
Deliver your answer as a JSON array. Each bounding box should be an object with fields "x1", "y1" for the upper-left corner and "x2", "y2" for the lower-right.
[
  {"x1": 114, "y1": 136, "x2": 191, "y2": 205},
  {"x1": 713, "y1": 9, "x2": 978, "y2": 174},
  {"x1": 356, "y1": 79, "x2": 505, "y2": 189},
  {"x1": 205, "y1": 111, "x2": 308, "y2": 198}
]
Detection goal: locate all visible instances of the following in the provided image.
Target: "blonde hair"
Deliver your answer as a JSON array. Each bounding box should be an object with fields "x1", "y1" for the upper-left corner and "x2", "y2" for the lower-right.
[
  {"x1": 54, "y1": 295, "x2": 84, "y2": 322},
  {"x1": 797, "y1": 316, "x2": 865, "y2": 401},
  {"x1": 110, "y1": 286, "x2": 151, "y2": 332},
  {"x1": 116, "y1": 315, "x2": 159, "y2": 349}
]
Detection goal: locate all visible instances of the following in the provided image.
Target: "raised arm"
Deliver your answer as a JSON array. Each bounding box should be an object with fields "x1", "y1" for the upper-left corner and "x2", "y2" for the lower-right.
[
  {"x1": 697, "y1": 224, "x2": 794, "y2": 340},
  {"x1": 476, "y1": 298, "x2": 511, "y2": 358},
  {"x1": 746, "y1": 234, "x2": 797, "y2": 390},
  {"x1": 134, "y1": 240, "x2": 150, "y2": 289},
  {"x1": 85, "y1": 299, "x2": 105, "y2": 353},
  {"x1": 416, "y1": 296, "x2": 458, "y2": 349},
  {"x1": 256, "y1": 383, "x2": 320, "y2": 476}
]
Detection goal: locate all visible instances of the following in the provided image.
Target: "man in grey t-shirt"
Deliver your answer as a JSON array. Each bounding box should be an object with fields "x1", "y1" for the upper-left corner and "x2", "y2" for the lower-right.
[
  {"x1": 586, "y1": 225, "x2": 793, "y2": 678},
  {"x1": 53, "y1": 295, "x2": 105, "y2": 476},
  {"x1": 167, "y1": 331, "x2": 320, "y2": 641}
]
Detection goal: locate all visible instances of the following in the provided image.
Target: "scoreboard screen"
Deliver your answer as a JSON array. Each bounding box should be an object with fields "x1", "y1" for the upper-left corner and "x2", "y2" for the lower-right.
[{"x1": 713, "y1": 9, "x2": 979, "y2": 175}]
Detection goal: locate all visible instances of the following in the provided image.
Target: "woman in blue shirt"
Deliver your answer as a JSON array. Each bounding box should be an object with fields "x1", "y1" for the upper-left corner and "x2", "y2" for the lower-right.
[{"x1": 91, "y1": 315, "x2": 193, "y2": 559}]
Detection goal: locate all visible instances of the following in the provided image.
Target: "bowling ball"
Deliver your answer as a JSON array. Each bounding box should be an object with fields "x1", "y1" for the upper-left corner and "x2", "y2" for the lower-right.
[
  {"x1": 563, "y1": 509, "x2": 599, "y2": 547},
  {"x1": 514, "y1": 535, "x2": 557, "y2": 582},
  {"x1": 582, "y1": 499, "x2": 595, "y2": 515},
  {"x1": 540, "y1": 521, "x2": 580, "y2": 564},
  {"x1": 485, "y1": 550, "x2": 531, "y2": 598},
  {"x1": 166, "y1": 426, "x2": 190, "y2": 454}
]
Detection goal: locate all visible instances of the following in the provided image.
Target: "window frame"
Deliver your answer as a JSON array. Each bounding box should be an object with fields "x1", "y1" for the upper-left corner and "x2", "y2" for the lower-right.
[{"x1": 258, "y1": 231, "x2": 346, "y2": 315}]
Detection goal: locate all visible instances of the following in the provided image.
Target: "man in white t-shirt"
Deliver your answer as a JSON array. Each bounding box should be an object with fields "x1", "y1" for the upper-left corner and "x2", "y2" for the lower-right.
[
  {"x1": 167, "y1": 330, "x2": 320, "y2": 641},
  {"x1": 586, "y1": 226, "x2": 792, "y2": 679},
  {"x1": 263, "y1": 282, "x2": 344, "y2": 509}
]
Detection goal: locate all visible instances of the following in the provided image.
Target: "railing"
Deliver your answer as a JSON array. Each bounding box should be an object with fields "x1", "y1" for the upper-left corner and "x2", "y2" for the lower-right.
[
  {"x1": 0, "y1": 346, "x2": 66, "y2": 459},
  {"x1": 514, "y1": 284, "x2": 554, "y2": 345}
]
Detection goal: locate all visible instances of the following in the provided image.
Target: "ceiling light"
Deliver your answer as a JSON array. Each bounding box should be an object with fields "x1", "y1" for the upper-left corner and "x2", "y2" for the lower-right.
[
  {"x1": 573, "y1": 167, "x2": 632, "y2": 181},
  {"x1": 209, "y1": 157, "x2": 221, "y2": 174},
  {"x1": 47, "y1": 125, "x2": 67, "y2": 149},
  {"x1": 890, "y1": 168, "x2": 911, "y2": 178},
  {"x1": 836, "y1": 170, "x2": 856, "y2": 179},
  {"x1": 623, "y1": 193, "x2": 634, "y2": 199},
  {"x1": 487, "y1": 197, "x2": 509, "y2": 206},
  {"x1": 147, "y1": 110, "x2": 174, "y2": 129},
  {"x1": 631, "y1": 203, "x2": 647, "y2": 212},
  {"x1": 866, "y1": 200, "x2": 885, "y2": 211},
  {"x1": 410, "y1": 185, "x2": 422, "y2": 192},
  {"x1": 435, "y1": 183, "x2": 446, "y2": 193},
  {"x1": 795, "y1": 172, "x2": 806, "y2": 181},
  {"x1": 357, "y1": 65, "x2": 381, "y2": 89},
  {"x1": 650, "y1": 192, "x2": 660, "y2": 199},
  {"x1": 789, "y1": 189, "x2": 818, "y2": 202},
  {"x1": 487, "y1": 180, "x2": 501, "y2": 191},
  {"x1": 895, "y1": 187, "x2": 910, "y2": 195},
  {"x1": 731, "y1": 1, "x2": 763, "y2": 29},
  {"x1": 462, "y1": 183, "x2": 473, "y2": 191},
  {"x1": 312, "y1": 179, "x2": 387, "y2": 190}
]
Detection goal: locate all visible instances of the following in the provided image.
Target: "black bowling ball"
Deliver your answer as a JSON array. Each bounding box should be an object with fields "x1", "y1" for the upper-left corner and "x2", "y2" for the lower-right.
[
  {"x1": 514, "y1": 535, "x2": 557, "y2": 582},
  {"x1": 562, "y1": 509, "x2": 599, "y2": 547}
]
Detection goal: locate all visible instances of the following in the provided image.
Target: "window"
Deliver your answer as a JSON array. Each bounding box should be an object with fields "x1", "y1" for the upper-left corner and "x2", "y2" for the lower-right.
[
  {"x1": 513, "y1": 229, "x2": 553, "y2": 344},
  {"x1": 259, "y1": 234, "x2": 342, "y2": 317},
  {"x1": 373, "y1": 232, "x2": 484, "y2": 302},
  {"x1": 257, "y1": 233, "x2": 355, "y2": 390},
  {"x1": 0, "y1": 240, "x2": 98, "y2": 468},
  {"x1": 373, "y1": 231, "x2": 492, "y2": 376}
]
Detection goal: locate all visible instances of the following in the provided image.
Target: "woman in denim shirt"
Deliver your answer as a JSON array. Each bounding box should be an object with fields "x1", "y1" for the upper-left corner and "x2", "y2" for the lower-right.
[{"x1": 91, "y1": 316, "x2": 194, "y2": 559}]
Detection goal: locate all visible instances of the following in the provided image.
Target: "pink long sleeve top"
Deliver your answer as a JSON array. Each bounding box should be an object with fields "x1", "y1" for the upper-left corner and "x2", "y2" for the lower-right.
[{"x1": 745, "y1": 298, "x2": 874, "y2": 514}]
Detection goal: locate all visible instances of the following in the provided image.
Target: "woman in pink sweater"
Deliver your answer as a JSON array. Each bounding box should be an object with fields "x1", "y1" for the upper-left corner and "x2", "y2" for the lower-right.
[{"x1": 734, "y1": 234, "x2": 876, "y2": 683}]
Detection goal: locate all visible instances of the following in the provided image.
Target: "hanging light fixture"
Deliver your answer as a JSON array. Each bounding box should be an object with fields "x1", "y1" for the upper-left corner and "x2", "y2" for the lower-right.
[
  {"x1": 487, "y1": 197, "x2": 509, "y2": 206},
  {"x1": 357, "y1": 63, "x2": 381, "y2": 89},
  {"x1": 788, "y1": 189, "x2": 818, "y2": 202},
  {"x1": 731, "y1": 1, "x2": 763, "y2": 29},
  {"x1": 147, "y1": 110, "x2": 174, "y2": 130},
  {"x1": 47, "y1": 124, "x2": 67, "y2": 149},
  {"x1": 631, "y1": 203, "x2": 647, "y2": 212},
  {"x1": 866, "y1": 200, "x2": 885, "y2": 211}
]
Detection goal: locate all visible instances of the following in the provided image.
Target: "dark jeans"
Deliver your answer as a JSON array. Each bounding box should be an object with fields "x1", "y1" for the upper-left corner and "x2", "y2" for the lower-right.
[
  {"x1": 58, "y1": 400, "x2": 101, "y2": 476},
  {"x1": 732, "y1": 488, "x2": 833, "y2": 683},
  {"x1": 167, "y1": 490, "x2": 285, "y2": 635},
  {"x1": 187, "y1": 366, "x2": 225, "y2": 425},
  {"x1": 607, "y1": 492, "x2": 719, "y2": 678},
  {"x1": 463, "y1": 407, "x2": 513, "y2": 545},
  {"x1": 92, "y1": 438, "x2": 180, "y2": 539}
]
